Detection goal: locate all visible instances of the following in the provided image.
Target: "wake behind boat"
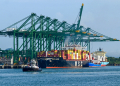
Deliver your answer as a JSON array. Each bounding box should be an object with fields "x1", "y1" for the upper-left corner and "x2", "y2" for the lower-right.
[{"x1": 23, "y1": 59, "x2": 42, "y2": 72}]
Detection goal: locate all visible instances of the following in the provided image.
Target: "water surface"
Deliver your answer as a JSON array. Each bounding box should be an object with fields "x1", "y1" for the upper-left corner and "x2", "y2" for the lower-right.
[{"x1": 0, "y1": 66, "x2": 120, "y2": 86}]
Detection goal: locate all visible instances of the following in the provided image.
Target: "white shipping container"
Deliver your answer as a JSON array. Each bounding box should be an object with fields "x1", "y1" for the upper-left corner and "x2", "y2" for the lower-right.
[
  {"x1": 73, "y1": 53, "x2": 75, "y2": 59},
  {"x1": 46, "y1": 51, "x2": 47, "y2": 57},
  {"x1": 76, "y1": 53, "x2": 78, "y2": 59}
]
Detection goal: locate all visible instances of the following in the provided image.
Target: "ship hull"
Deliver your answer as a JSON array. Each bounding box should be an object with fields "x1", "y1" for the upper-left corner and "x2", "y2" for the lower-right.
[
  {"x1": 101, "y1": 62, "x2": 109, "y2": 66},
  {"x1": 83, "y1": 62, "x2": 109, "y2": 67},
  {"x1": 37, "y1": 57, "x2": 88, "y2": 68},
  {"x1": 83, "y1": 63, "x2": 101, "y2": 67}
]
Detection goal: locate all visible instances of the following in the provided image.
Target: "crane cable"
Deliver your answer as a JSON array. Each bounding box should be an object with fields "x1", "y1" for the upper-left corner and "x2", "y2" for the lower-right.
[{"x1": 73, "y1": 12, "x2": 79, "y2": 24}]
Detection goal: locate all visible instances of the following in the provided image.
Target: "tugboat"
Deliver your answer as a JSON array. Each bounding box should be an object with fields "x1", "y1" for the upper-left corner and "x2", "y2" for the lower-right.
[{"x1": 23, "y1": 59, "x2": 42, "y2": 72}]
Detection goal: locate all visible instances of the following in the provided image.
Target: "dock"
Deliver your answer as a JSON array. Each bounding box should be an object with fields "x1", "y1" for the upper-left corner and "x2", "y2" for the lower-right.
[{"x1": 0, "y1": 65, "x2": 25, "y2": 69}]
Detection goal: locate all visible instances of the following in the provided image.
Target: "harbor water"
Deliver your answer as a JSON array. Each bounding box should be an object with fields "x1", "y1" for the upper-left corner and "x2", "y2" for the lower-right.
[{"x1": 0, "y1": 66, "x2": 120, "y2": 86}]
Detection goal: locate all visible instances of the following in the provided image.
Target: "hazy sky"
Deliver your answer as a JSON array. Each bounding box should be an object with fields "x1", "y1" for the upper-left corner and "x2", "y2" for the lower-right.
[{"x1": 0, "y1": 0, "x2": 120, "y2": 57}]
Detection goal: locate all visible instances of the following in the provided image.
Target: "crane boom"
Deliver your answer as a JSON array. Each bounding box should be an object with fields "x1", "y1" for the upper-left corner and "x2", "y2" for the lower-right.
[{"x1": 77, "y1": 3, "x2": 84, "y2": 30}]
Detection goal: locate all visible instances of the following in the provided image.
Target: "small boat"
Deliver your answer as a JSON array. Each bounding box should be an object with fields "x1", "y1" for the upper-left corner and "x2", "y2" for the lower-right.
[{"x1": 23, "y1": 59, "x2": 42, "y2": 72}]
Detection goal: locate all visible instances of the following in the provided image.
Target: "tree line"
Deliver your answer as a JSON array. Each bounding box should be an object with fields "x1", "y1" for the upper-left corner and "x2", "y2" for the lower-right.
[{"x1": 107, "y1": 57, "x2": 120, "y2": 65}]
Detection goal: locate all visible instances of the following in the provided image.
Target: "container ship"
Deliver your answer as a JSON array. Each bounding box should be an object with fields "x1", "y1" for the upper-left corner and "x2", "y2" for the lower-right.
[
  {"x1": 83, "y1": 48, "x2": 109, "y2": 67},
  {"x1": 37, "y1": 45, "x2": 109, "y2": 68},
  {"x1": 37, "y1": 45, "x2": 91, "y2": 68}
]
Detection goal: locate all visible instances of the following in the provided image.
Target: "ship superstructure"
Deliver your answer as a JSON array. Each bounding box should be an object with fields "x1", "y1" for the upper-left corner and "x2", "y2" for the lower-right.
[
  {"x1": 92, "y1": 48, "x2": 109, "y2": 66},
  {"x1": 83, "y1": 48, "x2": 109, "y2": 67}
]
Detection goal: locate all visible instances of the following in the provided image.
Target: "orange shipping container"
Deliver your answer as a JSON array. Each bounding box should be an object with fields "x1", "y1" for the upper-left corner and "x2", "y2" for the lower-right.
[
  {"x1": 75, "y1": 54, "x2": 77, "y2": 59},
  {"x1": 81, "y1": 50, "x2": 86, "y2": 60},
  {"x1": 67, "y1": 54, "x2": 71, "y2": 59},
  {"x1": 61, "y1": 50, "x2": 65, "y2": 59}
]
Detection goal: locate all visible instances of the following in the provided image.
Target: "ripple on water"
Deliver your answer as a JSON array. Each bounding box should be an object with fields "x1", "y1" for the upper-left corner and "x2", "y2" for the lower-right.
[{"x1": 0, "y1": 66, "x2": 120, "y2": 86}]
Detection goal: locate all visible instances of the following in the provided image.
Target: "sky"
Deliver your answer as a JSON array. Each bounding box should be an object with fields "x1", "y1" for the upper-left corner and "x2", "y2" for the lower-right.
[{"x1": 0, "y1": 0, "x2": 120, "y2": 57}]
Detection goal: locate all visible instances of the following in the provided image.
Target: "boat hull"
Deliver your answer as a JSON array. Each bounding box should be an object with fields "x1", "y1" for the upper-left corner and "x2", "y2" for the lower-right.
[
  {"x1": 22, "y1": 67, "x2": 42, "y2": 72},
  {"x1": 37, "y1": 57, "x2": 88, "y2": 68}
]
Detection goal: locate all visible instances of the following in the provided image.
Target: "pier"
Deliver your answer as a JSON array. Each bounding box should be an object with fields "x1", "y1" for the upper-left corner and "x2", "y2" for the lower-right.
[{"x1": 0, "y1": 65, "x2": 26, "y2": 69}]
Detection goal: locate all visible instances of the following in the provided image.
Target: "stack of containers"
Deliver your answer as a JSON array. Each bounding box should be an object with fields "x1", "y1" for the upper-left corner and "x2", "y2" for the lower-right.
[
  {"x1": 39, "y1": 51, "x2": 46, "y2": 57},
  {"x1": 44, "y1": 51, "x2": 46, "y2": 57},
  {"x1": 37, "y1": 52, "x2": 40, "y2": 57},
  {"x1": 70, "y1": 49, "x2": 73, "y2": 59},
  {"x1": 57, "y1": 50, "x2": 61, "y2": 57},
  {"x1": 46, "y1": 51, "x2": 47, "y2": 57},
  {"x1": 86, "y1": 51, "x2": 89, "y2": 60},
  {"x1": 81, "y1": 50, "x2": 86, "y2": 60},
  {"x1": 69, "y1": 49, "x2": 73, "y2": 59},
  {"x1": 68, "y1": 50, "x2": 71, "y2": 59},
  {"x1": 81, "y1": 50, "x2": 84, "y2": 60},
  {"x1": 80, "y1": 50, "x2": 82, "y2": 60},
  {"x1": 73, "y1": 48, "x2": 77, "y2": 59},
  {"x1": 42, "y1": 51, "x2": 46, "y2": 57},
  {"x1": 64, "y1": 50, "x2": 67, "y2": 59},
  {"x1": 77, "y1": 50, "x2": 82, "y2": 60},
  {"x1": 84, "y1": 50, "x2": 86, "y2": 60},
  {"x1": 47, "y1": 51, "x2": 50, "y2": 57},
  {"x1": 39, "y1": 51, "x2": 41, "y2": 57},
  {"x1": 61, "y1": 50, "x2": 65, "y2": 59},
  {"x1": 50, "y1": 50, "x2": 54, "y2": 57},
  {"x1": 56, "y1": 50, "x2": 59, "y2": 57},
  {"x1": 76, "y1": 50, "x2": 79, "y2": 59},
  {"x1": 68, "y1": 50, "x2": 70, "y2": 59},
  {"x1": 54, "y1": 50, "x2": 58, "y2": 57},
  {"x1": 60, "y1": 50, "x2": 62, "y2": 57},
  {"x1": 64, "y1": 50, "x2": 70, "y2": 59},
  {"x1": 76, "y1": 53, "x2": 78, "y2": 59}
]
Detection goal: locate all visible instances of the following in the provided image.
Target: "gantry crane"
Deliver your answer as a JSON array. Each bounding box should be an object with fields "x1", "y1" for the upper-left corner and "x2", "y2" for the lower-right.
[{"x1": 0, "y1": 3, "x2": 119, "y2": 64}]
